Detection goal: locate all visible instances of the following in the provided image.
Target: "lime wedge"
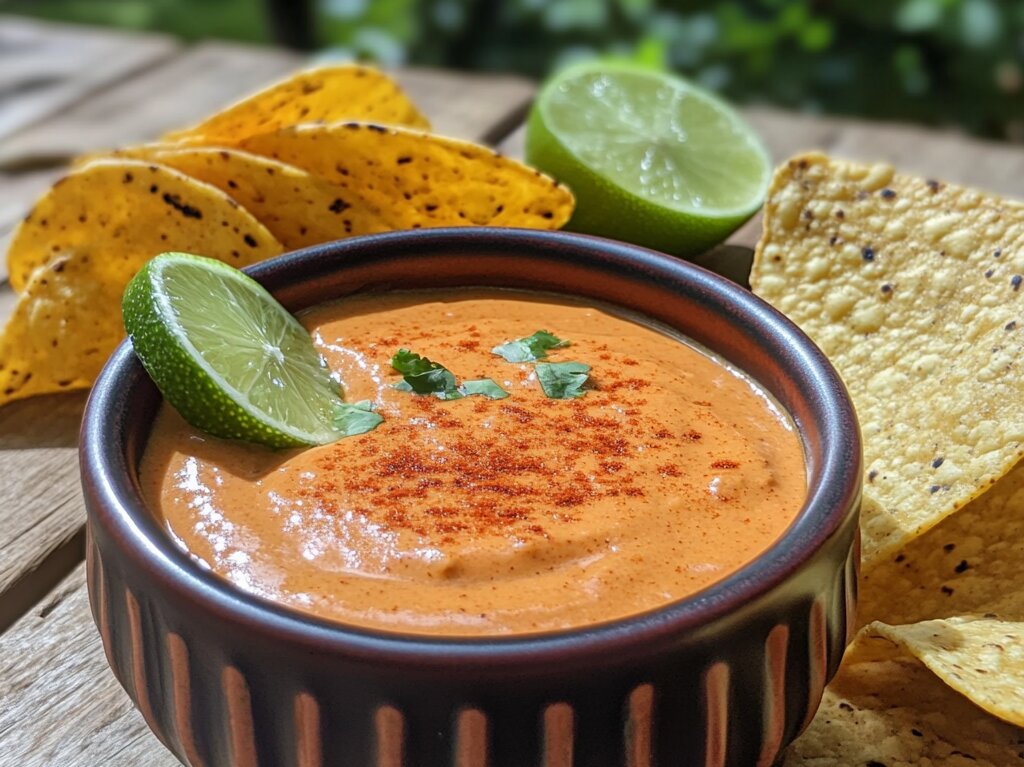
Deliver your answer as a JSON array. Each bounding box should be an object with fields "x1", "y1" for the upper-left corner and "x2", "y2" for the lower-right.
[
  {"x1": 123, "y1": 253, "x2": 350, "y2": 448},
  {"x1": 526, "y1": 61, "x2": 771, "y2": 256}
]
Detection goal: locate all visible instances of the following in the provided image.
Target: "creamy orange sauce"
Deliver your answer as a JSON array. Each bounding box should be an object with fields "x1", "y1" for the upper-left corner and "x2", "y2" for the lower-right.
[{"x1": 141, "y1": 290, "x2": 806, "y2": 635}]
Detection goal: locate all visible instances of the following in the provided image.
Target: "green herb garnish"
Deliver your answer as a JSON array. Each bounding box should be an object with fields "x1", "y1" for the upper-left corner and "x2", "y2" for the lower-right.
[
  {"x1": 391, "y1": 350, "x2": 508, "y2": 400},
  {"x1": 391, "y1": 349, "x2": 459, "y2": 397},
  {"x1": 332, "y1": 400, "x2": 384, "y2": 436},
  {"x1": 458, "y1": 378, "x2": 510, "y2": 400},
  {"x1": 536, "y1": 361, "x2": 591, "y2": 399},
  {"x1": 491, "y1": 330, "x2": 569, "y2": 363}
]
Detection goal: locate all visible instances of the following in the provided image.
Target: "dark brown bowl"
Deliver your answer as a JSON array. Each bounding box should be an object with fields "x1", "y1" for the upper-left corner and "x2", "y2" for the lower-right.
[{"x1": 81, "y1": 228, "x2": 861, "y2": 767}]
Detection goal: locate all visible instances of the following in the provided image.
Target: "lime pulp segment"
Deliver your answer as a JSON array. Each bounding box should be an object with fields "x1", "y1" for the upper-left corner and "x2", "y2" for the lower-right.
[{"x1": 539, "y1": 66, "x2": 770, "y2": 216}]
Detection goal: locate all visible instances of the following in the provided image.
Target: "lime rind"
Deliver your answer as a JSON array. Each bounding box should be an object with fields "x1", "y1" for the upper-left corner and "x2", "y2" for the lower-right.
[{"x1": 123, "y1": 253, "x2": 343, "y2": 448}]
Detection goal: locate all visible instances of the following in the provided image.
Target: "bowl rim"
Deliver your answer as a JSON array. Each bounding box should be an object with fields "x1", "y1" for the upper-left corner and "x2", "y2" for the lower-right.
[{"x1": 81, "y1": 227, "x2": 861, "y2": 669}]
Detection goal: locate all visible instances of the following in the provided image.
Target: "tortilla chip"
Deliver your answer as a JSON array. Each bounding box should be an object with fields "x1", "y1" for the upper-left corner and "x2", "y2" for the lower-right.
[
  {"x1": 784, "y1": 633, "x2": 1024, "y2": 765},
  {"x1": 751, "y1": 152, "x2": 1024, "y2": 566},
  {"x1": 0, "y1": 160, "x2": 282, "y2": 405},
  {"x1": 239, "y1": 122, "x2": 575, "y2": 231},
  {"x1": 163, "y1": 64, "x2": 430, "y2": 146},
  {"x1": 6, "y1": 159, "x2": 283, "y2": 293},
  {"x1": 858, "y1": 471, "x2": 1024, "y2": 727},
  {"x1": 101, "y1": 145, "x2": 390, "y2": 249},
  {"x1": 864, "y1": 618, "x2": 1024, "y2": 727},
  {"x1": 0, "y1": 256, "x2": 121, "y2": 403},
  {"x1": 860, "y1": 459, "x2": 1024, "y2": 626}
]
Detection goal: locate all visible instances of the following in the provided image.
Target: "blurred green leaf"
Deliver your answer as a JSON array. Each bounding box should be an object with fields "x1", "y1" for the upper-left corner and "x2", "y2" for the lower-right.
[
  {"x1": 630, "y1": 36, "x2": 668, "y2": 69},
  {"x1": 896, "y1": 0, "x2": 943, "y2": 32},
  {"x1": 617, "y1": 0, "x2": 652, "y2": 22},
  {"x1": 799, "y1": 19, "x2": 833, "y2": 51},
  {"x1": 959, "y1": 0, "x2": 999, "y2": 48},
  {"x1": 543, "y1": 0, "x2": 608, "y2": 32},
  {"x1": 894, "y1": 44, "x2": 931, "y2": 95}
]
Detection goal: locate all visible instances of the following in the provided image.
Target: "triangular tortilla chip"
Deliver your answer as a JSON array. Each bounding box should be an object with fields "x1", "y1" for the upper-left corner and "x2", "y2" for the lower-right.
[
  {"x1": 0, "y1": 160, "x2": 282, "y2": 404},
  {"x1": 239, "y1": 122, "x2": 575, "y2": 231},
  {"x1": 101, "y1": 145, "x2": 390, "y2": 249},
  {"x1": 7, "y1": 159, "x2": 283, "y2": 293},
  {"x1": 855, "y1": 460, "x2": 1024, "y2": 729},
  {"x1": 163, "y1": 64, "x2": 429, "y2": 146},
  {"x1": 751, "y1": 153, "x2": 1024, "y2": 566},
  {"x1": 865, "y1": 617, "x2": 1024, "y2": 728},
  {"x1": 785, "y1": 632, "x2": 1024, "y2": 765},
  {"x1": 860, "y1": 458, "x2": 1024, "y2": 627},
  {"x1": 0, "y1": 255, "x2": 121, "y2": 403}
]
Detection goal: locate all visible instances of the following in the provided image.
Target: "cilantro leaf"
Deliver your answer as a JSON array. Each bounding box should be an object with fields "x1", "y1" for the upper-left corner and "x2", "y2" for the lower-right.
[
  {"x1": 536, "y1": 361, "x2": 590, "y2": 399},
  {"x1": 458, "y1": 378, "x2": 509, "y2": 399},
  {"x1": 391, "y1": 349, "x2": 460, "y2": 397},
  {"x1": 390, "y1": 350, "x2": 509, "y2": 400},
  {"x1": 332, "y1": 400, "x2": 383, "y2": 436},
  {"x1": 492, "y1": 330, "x2": 569, "y2": 363},
  {"x1": 393, "y1": 379, "x2": 464, "y2": 399}
]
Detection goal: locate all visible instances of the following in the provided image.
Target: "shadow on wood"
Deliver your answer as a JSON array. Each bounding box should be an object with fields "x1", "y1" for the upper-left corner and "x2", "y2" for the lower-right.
[
  {"x1": 689, "y1": 244, "x2": 755, "y2": 289},
  {"x1": 0, "y1": 391, "x2": 87, "y2": 450},
  {"x1": 0, "y1": 527, "x2": 84, "y2": 633}
]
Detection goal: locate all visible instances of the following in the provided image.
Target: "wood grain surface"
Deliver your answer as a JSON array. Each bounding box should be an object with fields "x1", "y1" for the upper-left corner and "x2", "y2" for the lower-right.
[
  {"x1": 0, "y1": 565, "x2": 177, "y2": 767},
  {"x1": 0, "y1": 40, "x2": 300, "y2": 169},
  {"x1": 0, "y1": 16, "x2": 178, "y2": 144},
  {"x1": 3, "y1": 15, "x2": 1024, "y2": 766}
]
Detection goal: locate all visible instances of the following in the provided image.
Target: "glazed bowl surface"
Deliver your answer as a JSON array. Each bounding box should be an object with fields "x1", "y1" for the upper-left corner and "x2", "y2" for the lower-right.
[{"x1": 81, "y1": 228, "x2": 861, "y2": 767}]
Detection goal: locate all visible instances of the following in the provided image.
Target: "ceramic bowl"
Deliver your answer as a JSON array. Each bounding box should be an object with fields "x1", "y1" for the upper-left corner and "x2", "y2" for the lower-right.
[{"x1": 81, "y1": 228, "x2": 861, "y2": 767}]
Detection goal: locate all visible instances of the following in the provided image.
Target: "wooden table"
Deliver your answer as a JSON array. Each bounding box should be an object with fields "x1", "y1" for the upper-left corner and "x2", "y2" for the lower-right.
[{"x1": 2, "y1": 16, "x2": 1024, "y2": 766}]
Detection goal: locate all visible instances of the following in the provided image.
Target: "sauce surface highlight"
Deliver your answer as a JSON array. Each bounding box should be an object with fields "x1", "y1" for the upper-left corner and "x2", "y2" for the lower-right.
[{"x1": 141, "y1": 290, "x2": 806, "y2": 635}]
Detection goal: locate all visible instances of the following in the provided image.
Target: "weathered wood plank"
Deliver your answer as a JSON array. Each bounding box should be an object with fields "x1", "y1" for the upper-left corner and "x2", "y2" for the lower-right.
[
  {"x1": 0, "y1": 40, "x2": 303, "y2": 169},
  {"x1": 0, "y1": 392, "x2": 87, "y2": 633},
  {"x1": 826, "y1": 120, "x2": 1024, "y2": 198},
  {"x1": 730, "y1": 116, "x2": 1024, "y2": 251},
  {"x1": 0, "y1": 65, "x2": 542, "y2": 635},
  {"x1": 0, "y1": 564, "x2": 176, "y2": 766},
  {"x1": 396, "y1": 68, "x2": 533, "y2": 144},
  {"x1": 0, "y1": 282, "x2": 15, "y2": 320},
  {"x1": 0, "y1": 17, "x2": 179, "y2": 144},
  {"x1": 0, "y1": 166, "x2": 65, "y2": 259},
  {"x1": 0, "y1": 49, "x2": 535, "y2": 169}
]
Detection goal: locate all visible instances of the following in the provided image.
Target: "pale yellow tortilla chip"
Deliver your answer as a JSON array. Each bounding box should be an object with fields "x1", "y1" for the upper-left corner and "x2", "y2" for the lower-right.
[
  {"x1": 860, "y1": 458, "x2": 1024, "y2": 626},
  {"x1": 239, "y1": 122, "x2": 575, "y2": 231},
  {"x1": 856, "y1": 460, "x2": 1024, "y2": 727},
  {"x1": 6, "y1": 159, "x2": 283, "y2": 293},
  {"x1": 164, "y1": 64, "x2": 430, "y2": 146},
  {"x1": 751, "y1": 152, "x2": 1024, "y2": 566},
  {"x1": 866, "y1": 618, "x2": 1024, "y2": 727},
  {"x1": 101, "y1": 145, "x2": 390, "y2": 249},
  {"x1": 784, "y1": 633, "x2": 1024, "y2": 765}
]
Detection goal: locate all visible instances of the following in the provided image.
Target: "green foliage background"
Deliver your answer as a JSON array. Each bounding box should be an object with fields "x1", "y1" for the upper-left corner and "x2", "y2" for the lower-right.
[{"x1": 4, "y1": 0, "x2": 1023, "y2": 141}]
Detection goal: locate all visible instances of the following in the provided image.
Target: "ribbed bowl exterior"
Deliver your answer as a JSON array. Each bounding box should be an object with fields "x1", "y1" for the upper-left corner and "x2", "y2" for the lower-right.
[
  {"x1": 81, "y1": 229, "x2": 862, "y2": 767},
  {"x1": 85, "y1": 519, "x2": 858, "y2": 767}
]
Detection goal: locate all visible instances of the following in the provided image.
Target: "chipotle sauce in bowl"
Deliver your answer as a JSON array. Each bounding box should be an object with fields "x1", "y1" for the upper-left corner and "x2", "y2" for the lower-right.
[{"x1": 140, "y1": 290, "x2": 805, "y2": 636}]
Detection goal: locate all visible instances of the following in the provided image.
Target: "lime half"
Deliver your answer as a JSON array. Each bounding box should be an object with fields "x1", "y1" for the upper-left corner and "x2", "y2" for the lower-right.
[
  {"x1": 123, "y1": 253, "x2": 345, "y2": 448},
  {"x1": 526, "y1": 61, "x2": 771, "y2": 256}
]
